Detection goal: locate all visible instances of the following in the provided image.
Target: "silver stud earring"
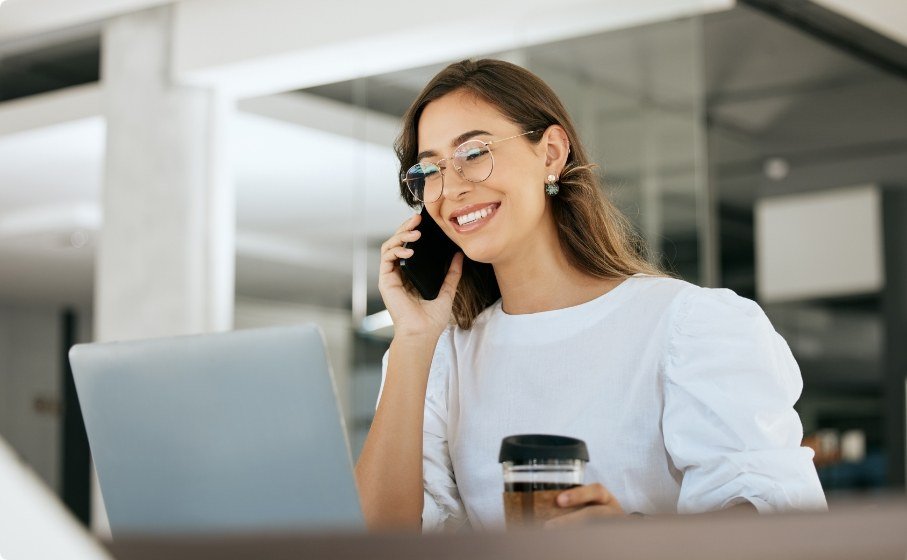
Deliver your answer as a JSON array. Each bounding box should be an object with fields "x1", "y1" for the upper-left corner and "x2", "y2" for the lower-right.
[{"x1": 545, "y1": 174, "x2": 559, "y2": 196}]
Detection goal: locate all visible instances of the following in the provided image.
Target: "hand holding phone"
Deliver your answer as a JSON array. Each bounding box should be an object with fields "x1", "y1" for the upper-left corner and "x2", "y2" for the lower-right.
[
  {"x1": 399, "y1": 206, "x2": 461, "y2": 300},
  {"x1": 377, "y1": 208, "x2": 464, "y2": 341}
]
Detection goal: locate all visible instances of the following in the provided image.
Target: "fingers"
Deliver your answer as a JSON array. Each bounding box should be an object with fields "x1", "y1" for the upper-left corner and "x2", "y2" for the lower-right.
[
  {"x1": 379, "y1": 230, "x2": 420, "y2": 255},
  {"x1": 380, "y1": 215, "x2": 422, "y2": 255},
  {"x1": 380, "y1": 244, "x2": 411, "y2": 264},
  {"x1": 547, "y1": 483, "x2": 625, "y2": 530},
  {"x1": 394, "y1": 212, "x2": 421, "y2": 235},
  {"x1": 378, "y1": 214, "x2": 423, "y2": 276},
  {"x1": 379, "y1": 244, "x2": 414, "y2": 276},
  {"x1": 557, "y1": 483, "x2": 617, "y2": 508},
  {"x1": 379, "y1": 229, "x2": 420, "y2": 256}
]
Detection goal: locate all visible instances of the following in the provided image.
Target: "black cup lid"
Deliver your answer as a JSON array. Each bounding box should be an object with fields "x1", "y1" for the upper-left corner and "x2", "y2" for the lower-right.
[{"x1": 498, "y1": 434, "x2": 589, "y2": 463}]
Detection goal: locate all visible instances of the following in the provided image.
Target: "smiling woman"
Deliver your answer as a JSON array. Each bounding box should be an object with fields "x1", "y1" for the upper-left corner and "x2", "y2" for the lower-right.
[{"x1": 354, "y1": 58, "x2": 827, "y2": 533}]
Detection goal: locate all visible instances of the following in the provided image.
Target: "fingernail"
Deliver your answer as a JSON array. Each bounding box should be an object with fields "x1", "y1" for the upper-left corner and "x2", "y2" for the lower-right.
[{"x1": 558, "y1": 493, "x2": 569, "y2": 506}]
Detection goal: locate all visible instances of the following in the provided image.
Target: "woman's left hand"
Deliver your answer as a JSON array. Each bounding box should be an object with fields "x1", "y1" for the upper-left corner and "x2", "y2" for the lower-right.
[{"x1": 545, "y1": 483, "x2": 625, "y2": 528}]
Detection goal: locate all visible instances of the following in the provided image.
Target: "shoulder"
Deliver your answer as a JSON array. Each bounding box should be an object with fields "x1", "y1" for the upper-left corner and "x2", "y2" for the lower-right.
[
  {"x1": 663, "y1": 283, "x2": 797, "y2": 385},
  {"x1": 621, "y1": 274, "x2": 769, "y2": 330},
  {"x1": 619, "y1": 274, "x2": 704, "y2": 321},
  {"x1": 669, "y1": 283, "x2": 773, "y2": 341}
]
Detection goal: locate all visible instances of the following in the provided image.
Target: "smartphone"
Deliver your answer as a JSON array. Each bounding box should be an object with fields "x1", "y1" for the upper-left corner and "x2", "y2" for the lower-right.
[{"x1": 399, "y1": 206, "x2": 461, "y2": 300}]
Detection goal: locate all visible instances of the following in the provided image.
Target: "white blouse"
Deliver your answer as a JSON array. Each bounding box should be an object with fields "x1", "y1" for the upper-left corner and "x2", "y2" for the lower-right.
[{"x1": 376, "y1": 274, "x2": 828, "y2": 532}]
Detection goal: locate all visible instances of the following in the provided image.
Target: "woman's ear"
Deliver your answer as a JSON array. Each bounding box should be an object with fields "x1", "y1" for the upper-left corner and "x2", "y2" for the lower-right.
[{"x1": 543, "y1": 125, "x2": 571, "y2": 176}]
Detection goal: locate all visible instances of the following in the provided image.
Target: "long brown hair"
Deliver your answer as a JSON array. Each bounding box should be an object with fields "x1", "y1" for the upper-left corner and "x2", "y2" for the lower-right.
[{"x1": 395, "y1": 58, "x2": 665, "y2": 330}]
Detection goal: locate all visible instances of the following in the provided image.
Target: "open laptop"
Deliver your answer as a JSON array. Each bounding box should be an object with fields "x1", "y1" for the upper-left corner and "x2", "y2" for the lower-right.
[{"x1": 69, "y1": 324, "x2": 365, "y2": 537}]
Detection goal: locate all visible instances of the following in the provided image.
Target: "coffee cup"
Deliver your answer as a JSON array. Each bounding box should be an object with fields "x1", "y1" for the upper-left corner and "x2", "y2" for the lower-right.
[{"x1": 498, "y1": 434, "x2": 589, "y2": 528}]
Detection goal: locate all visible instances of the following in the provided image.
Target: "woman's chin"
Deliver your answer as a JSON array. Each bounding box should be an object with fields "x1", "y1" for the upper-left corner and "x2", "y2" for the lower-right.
[{"x1": 461, "y1": 245, "x2": 500, "y2": 265}]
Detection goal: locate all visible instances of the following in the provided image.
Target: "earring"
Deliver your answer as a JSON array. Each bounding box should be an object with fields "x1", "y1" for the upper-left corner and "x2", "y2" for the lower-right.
[{"x1": 545, "y1": 174, "x2": 559, "y2": 196}]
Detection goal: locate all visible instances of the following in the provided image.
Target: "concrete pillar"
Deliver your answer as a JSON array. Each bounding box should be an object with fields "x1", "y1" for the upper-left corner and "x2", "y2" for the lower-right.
[{"x1": 91, "y1": 4, "x2": 235, "y2": 536}]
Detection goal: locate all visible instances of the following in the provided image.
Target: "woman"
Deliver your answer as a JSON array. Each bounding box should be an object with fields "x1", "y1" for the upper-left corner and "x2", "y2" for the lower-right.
[{"x1": 354, "y1": 58, "x2": 827, "y2": 532}]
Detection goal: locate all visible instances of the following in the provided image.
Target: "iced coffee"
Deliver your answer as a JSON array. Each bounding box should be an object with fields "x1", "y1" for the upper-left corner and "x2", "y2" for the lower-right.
[{"x1": 499, "y1": 434, "x2": 589, "y2": 528}]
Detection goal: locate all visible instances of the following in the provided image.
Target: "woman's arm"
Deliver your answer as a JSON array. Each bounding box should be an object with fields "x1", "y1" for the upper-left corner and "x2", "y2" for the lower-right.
[
  {"x1": 354, "y1": 335, "x2": 437, "y2": 531},
  {"x1": 361, "y1": 211, "x2": 465, "y2": 531},
  {"x1": 662, "y1": 287, "x2": 827, "y2": 514}
]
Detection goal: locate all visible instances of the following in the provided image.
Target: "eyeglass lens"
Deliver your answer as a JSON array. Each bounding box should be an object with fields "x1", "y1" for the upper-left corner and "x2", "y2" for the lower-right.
[{"x1": 404, "y1": 140, "x2": 493, "y2": 202}]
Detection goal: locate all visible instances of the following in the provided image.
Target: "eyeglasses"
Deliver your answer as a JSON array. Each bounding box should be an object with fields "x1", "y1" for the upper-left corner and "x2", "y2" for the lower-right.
[{"x1": 402, "y1": 130, "x2": 541, "y2": 203}]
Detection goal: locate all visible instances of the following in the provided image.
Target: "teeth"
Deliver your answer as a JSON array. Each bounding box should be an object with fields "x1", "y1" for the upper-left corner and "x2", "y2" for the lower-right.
[{"x1": 456, "y1": 205, "x2": 496, "y2": 226}]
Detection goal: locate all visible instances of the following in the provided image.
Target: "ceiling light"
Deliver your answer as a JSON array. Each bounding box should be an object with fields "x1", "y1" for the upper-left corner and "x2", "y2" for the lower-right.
[
  {"x1": 763, "y1": 157, "x2": 790, "y2": 181},
  {"x1": 70, "y1": 230, "x2": 87, "y2": 248}
]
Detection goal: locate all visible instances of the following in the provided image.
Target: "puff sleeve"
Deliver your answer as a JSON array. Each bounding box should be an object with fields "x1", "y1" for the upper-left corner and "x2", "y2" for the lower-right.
[
  {"x1": 376, "y1": 327, "x2": 469, "y2": 531},
  {"x1": 662, "y1": 287, "x2": 828, "y2": 514}
]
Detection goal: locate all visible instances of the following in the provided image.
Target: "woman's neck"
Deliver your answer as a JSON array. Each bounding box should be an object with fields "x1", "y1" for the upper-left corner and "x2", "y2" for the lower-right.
[{"x1": 492, "y1": 217, "x2": 624, "y2": 315}]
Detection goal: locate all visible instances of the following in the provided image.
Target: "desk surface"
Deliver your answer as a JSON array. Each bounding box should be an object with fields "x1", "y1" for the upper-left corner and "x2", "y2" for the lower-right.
[{"x1": 107, "y1": 497, "x2": 907, "y2": 560}]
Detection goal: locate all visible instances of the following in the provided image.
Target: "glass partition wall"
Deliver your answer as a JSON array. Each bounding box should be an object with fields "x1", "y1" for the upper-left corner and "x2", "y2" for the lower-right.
[{"x1": 526, "y1": 16, "x2": 710, "y2": 284}]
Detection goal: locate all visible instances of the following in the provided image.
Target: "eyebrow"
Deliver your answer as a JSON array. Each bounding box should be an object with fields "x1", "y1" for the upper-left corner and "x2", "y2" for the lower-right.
[{"x1": 416, "y1": 129, "x2": 491, "y2": 162}]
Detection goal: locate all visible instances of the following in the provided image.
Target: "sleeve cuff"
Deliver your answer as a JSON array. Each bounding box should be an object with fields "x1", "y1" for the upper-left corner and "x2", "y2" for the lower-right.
[{"x1": 723, "y1": 495, "x2": 774, "y2": 514}]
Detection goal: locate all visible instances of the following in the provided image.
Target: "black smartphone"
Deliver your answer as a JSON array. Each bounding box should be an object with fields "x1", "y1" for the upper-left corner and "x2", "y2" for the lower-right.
[{"x1": 399, "y1": 206, "x2": 461, "y2": 300}]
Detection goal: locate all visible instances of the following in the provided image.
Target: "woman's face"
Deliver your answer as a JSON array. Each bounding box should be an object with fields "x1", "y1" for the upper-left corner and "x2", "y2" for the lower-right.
[{"x1": 416, "y1": 89, "x2": 552, "y2": 265}]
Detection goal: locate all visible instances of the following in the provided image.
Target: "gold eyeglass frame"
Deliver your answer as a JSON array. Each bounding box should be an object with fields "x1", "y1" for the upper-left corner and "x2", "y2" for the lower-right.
[{"x1": 402, "y1": 129, "x2": 543, "y2": 203}]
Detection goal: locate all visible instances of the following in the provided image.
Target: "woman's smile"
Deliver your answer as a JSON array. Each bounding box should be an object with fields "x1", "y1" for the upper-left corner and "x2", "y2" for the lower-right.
[{"x1": 449, "y1": 201, "x2": 501, "y2": 234}]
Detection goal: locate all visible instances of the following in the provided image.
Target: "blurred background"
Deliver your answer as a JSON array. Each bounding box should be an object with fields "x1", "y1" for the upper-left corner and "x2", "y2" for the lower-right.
[{"x1": 0, "y1": 0, "x2": 906, "y2": 555}]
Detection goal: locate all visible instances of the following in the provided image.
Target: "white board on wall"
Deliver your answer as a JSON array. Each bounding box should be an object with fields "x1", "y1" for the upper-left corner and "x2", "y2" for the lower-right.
[{"x1": 755, "y1": 184, "x2": 884, "y2": 303}]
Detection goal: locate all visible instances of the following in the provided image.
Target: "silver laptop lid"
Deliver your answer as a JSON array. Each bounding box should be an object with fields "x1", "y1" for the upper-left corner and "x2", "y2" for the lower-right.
[{"x1": 69, "y1": 324, "x2": 364, "y2": 537}]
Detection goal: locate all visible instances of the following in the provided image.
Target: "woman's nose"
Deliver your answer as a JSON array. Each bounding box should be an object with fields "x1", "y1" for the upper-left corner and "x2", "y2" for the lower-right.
[{"x1": 443, "y1": 170, "x2": 474, "y2": 201}]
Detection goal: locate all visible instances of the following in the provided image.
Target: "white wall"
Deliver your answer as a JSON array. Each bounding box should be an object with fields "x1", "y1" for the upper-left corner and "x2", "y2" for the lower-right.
[{"x1": 755, "y1": 185, "x2": 885, "y2": 302}]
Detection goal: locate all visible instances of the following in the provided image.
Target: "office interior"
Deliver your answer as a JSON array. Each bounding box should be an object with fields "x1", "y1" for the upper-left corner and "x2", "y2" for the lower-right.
[{"x1": 0, "y1": 0, "x2": 906, "y2": 557}]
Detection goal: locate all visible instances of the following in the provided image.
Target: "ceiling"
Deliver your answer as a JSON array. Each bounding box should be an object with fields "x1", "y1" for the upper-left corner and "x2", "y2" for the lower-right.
[
  {"x1": 0, "y1": 0, "x2": 170, "y2": 43},
  {"x1": 703, "y1": 5, "x2": 907, "y2": 207}
]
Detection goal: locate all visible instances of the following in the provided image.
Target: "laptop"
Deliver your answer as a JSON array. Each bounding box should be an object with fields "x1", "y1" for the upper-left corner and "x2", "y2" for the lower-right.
[{"x1": 69, "y1": 324, "x2": 365, "y2": 537}]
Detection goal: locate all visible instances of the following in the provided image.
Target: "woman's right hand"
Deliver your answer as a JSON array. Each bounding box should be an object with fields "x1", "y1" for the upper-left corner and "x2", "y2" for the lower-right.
[{"x1": 378, "y1": 212, "x2": 465, "y2": 341}]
